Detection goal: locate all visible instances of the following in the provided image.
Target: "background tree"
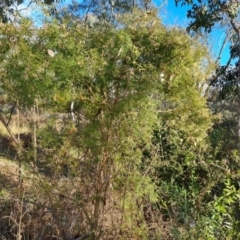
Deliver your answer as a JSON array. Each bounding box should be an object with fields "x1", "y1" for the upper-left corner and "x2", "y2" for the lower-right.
[
  {"x1": 0, "y1": 0, "x2": 61, "y2": 22},
  {"x1": 175, "y1": 0, "x2": 240, "y2": 237},
  {"x1": 55, "y1": 0, "x2": 155, "y2": 24}
]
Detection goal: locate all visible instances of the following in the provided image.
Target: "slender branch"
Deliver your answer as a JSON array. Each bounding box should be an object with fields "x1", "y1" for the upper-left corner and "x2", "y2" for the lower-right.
[
  {"x1": 200, "y1": 161, "x2": 229, "y2": 173},
  {"x1": 230, "y1": 18, "x2": 240, "y2": 40},
  {"x1": 17, "y1": 0, "x2": 34, "y2": 12},
  {"x1": 84, "y1": 0, "x2": 95, "y2": 23},
  {"x1": 215, "y1": 32, "x2": 231, "y2": 64},
  {"x1": 0, "y1": 111, "x2": 23, "y2": 151},
  {"x1": 157, "y1": 0, "x2": 168, "y2": 10},
  {"x1": 7, "y1": 101, "x2": 17, "y2": 126}
]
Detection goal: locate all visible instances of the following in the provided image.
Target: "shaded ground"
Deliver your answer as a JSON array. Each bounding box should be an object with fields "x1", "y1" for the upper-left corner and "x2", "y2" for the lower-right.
[
  {"x1": 0, "y1": 157, "x2": 36, "y2": 240},
  {"x1": 0, "y1": 157, "x2": 20, "y2": 196},
  {"x1": 0, "y1": 158, "x2": 21, "y2": 239},
  {"x1": 0, "y1": 157, "x2": 177, "y2": 239}
]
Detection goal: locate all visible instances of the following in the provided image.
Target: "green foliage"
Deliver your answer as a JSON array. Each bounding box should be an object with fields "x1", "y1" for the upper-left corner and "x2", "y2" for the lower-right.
[
  {"x1": 2, "y1": 8, "x2": 235, "y2": 240},
  {"x1": 176, "y1": 0, "x2": 240, "y2": 33}
]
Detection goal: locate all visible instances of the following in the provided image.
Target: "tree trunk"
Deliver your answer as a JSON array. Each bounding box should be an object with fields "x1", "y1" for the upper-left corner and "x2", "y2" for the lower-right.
[{"x1": 33, "y1": 104, "x2": 38, "y2": 164}]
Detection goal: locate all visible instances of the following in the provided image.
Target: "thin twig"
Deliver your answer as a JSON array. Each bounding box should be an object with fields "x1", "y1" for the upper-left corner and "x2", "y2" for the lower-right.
[{"x1": 7, "y1": 101, "x2": 16, "y2": 126}]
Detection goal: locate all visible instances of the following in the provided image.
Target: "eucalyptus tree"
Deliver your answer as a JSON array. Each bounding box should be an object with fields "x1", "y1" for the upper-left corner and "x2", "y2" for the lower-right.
[
  {"x1": 176, "y1": 0, "x2": 240, "y2": 103},
  {"x1": 174, "y1": 0, "x2": 240, "y2": 91},
  {"x1": 0, "y1": 8, "x2": 217, "y2": 239}
]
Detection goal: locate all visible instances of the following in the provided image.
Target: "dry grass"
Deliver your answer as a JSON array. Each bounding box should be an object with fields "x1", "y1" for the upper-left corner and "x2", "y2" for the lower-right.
[
  {"x1": 0, "y1": 157, "x2": 48, "y2": 239},
  {"x1": 0, "y1": 156, "x2": 178, "y2": 240},
  {"x1": 0, "y1": 157, "x2": 32, "y2": 199},
  {"x1": 0, "y1": 157, "x2": 19, "y2": 199},
  {"x1": 0, "y1": 116, "x2": 177, "y2": 239},
  {"x1": 0, "y1": 121, "x2": 29, "y2": 136}
]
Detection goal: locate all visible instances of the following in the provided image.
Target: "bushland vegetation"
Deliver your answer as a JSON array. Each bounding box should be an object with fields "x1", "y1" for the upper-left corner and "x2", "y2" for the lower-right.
[{"x1": 0, "y1": 1, "x2": 240, "y2": 239}]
